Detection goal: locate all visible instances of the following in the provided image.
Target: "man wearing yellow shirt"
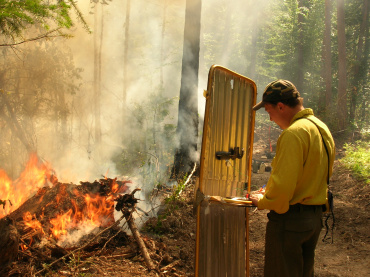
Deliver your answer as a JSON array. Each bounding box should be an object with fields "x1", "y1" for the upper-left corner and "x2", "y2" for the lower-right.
[{"x1": 250, "y1": 80, "x2": 335, "y2": 277}]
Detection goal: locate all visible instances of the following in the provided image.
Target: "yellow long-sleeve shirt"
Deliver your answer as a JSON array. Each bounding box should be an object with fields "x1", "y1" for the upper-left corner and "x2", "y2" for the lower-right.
[{"x1": 257, "y1": 108, "x2": 335, "y2": 214}]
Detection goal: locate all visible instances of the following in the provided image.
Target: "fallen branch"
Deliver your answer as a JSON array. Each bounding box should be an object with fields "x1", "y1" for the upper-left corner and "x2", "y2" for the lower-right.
[
  {"x1": 178, "y1": 163, "x2": 197, "y2": 196},
  {"x1": 95, "y1": 227, "x2": 124, "y2": 256},
  {"x1": 19, "y1": 238, "x2": 50, "y2": 261},
  {"x1": 125, "y1": 212, "x2": 156, "y2": 271},
  {"x1": 161, "y1": 260, "x2": 181, "y2": 272},
  {"x1": 18, "y1": 250, "x2": 35, "y2": 260},
  {"x1": 116, "y1": 189, "x2": 156, "y2": 271}
]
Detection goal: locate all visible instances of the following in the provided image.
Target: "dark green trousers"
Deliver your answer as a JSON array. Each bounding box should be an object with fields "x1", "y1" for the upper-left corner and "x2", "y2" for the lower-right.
[{"x1": 264, "y1": 205, "x2": 323, "y2": 277}]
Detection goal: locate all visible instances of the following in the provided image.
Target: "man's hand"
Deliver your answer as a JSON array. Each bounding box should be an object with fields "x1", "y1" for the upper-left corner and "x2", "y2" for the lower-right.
[{"x1": 249, "y1": 193, "x2": 264, "y2": 209}]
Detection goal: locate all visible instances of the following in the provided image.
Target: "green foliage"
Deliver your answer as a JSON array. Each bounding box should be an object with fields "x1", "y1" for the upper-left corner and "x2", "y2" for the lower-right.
[
  {"x1": 165, "y1": 173, "x2": 188, "y2": 204},
  {"x1": 0, "y1": 0, "x2": 89, "y2": 42},
  {"x1": 142, "y1": 175, "x2": 188, "y2": 235},
  {"x1": 142, "y1": 213, "x2": 167, "y2": 235},
  {"x1": 65, "y1": 252, "x2": 85, "y2": 275},
  {"x1": 340, "y1": 140, "x2": 370, "y2": 184},
  {"x1": 0, "y1": 0, "x2": 69, "y2": 37},
  {"x1": 202, "y1": 0, "x2": 368, "y2": 132}
]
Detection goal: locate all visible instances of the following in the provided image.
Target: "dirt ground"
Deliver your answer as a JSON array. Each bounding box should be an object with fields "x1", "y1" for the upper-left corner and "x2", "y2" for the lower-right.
[{"x1": 3, "y1": 133, "x2": 369, "y2": 276}]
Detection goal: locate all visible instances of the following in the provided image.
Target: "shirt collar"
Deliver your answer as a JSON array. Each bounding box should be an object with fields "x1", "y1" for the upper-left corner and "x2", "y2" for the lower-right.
[{"x1": 290, "y1": 108, "x2": 314, "y2": 125}]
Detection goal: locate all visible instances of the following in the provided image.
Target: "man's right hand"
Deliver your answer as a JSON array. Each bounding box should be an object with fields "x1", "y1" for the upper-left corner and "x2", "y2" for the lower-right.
[{"x1": 249, "y1": 193, "x2": 264, "y2": 209}]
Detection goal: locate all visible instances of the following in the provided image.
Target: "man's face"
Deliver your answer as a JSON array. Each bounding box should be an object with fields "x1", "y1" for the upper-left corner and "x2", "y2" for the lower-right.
[{"x1": 264, "y1": 102, "x2": 287, "y2": 129}]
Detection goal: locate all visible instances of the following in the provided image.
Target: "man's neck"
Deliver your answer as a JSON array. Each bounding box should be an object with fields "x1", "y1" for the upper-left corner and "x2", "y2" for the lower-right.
[{"x1": 283, "y1": 105, "x2": 305, "y2": 129}]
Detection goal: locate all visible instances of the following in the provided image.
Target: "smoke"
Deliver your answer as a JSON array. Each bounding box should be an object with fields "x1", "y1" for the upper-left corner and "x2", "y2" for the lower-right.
[
  {"x1": 8, "y1": 1, "x2": 185, "y2": 186},
  {"x1": 0, "y1": 0, "x2": 274, "y2": 205},
  {"x1": 0, "y1": 0, "x2": 284, "y2": 248}
]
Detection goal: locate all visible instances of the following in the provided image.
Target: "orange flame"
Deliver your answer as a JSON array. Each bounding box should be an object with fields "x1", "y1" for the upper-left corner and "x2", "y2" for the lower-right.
[
  {"x1": 84, "y1": 194, "x2": 115, "y2": 227},
  {"x1": 0, "y1": 170, "x2": 13, "y2": 217},
  {"x1": 49, "y1": 194, "x2": 115, "y2": 240},
  {"x1": 50, "y1": 209, "x2": 74, "y2": 239},
  {"x1": 23, "y1": 211, "x2": 45, "y2": 235},
  {"x1": 1, "y1": 154, "x2": 121, "y2": 243},
  {"x1": 0, "y1": 153, "x2": 54, "y2": 219},
  {"x1": 111, "y1": 179, "x2": 119, "y2": 194}
]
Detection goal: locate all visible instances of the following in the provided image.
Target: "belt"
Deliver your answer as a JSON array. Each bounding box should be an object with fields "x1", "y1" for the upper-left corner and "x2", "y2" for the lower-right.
[{"x1": 289, "y1": 203, "x2": 322, "y2": 212}]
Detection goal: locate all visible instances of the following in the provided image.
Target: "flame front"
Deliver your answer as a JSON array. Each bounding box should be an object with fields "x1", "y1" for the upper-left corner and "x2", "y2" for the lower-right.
[
  {"x1": 1, "y1": 154, "x2": 120, "y2": 245},
  {"x1": 0, "y1": 153, "x2": 53, "y2": 219},
  {"x1": 0, "y1": 169, "x2": 13, "y2": 217},
  {"x1": 84, "y1": 194, "x2": 115, "y2": 227},
  {"x1": 23, "y1": 211, "x2": 45, "y2": 235},
  {"x1": 50, "y1": 209, "x2": 74, "y2": 239},
  {"x1": 49, "y1": 194, "x2": 115, "y2": 241}
]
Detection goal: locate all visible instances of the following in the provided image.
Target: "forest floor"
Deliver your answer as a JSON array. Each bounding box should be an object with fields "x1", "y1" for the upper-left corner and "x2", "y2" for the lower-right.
[{"x1": 4, "y1": 132, "x2": 369, "y2": 277}]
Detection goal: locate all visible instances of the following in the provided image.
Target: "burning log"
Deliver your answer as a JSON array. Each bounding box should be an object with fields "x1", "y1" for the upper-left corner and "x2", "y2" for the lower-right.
[
  {"x1": 0, "y1": 154, "x2": 169, "y2": 275},
  {"x1": 115, "y1": 188, "x2": 156, "y2": 271},
  {"x1": 0, "y1": 152, "x2": 171, "y2": 276},
  {"x1": 0, "y1": 217, "x2": 19, "y2": 267},
  {"x1": 6, "y1": 178, "x2": 129, "y2": 242},
  {"x1": 0, "y1": 176, "x2": 129, "y2": 269}
]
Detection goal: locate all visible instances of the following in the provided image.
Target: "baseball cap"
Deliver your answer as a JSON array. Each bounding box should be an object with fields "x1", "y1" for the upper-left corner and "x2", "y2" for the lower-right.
[{"x1": 253, "y1": 79, "x2": 300, "y2": 111}]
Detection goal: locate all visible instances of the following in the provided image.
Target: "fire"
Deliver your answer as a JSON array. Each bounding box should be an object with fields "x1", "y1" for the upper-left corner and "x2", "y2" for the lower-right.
[
  {"x1": 112, "y1": 180, "x2": 119, "y2": 193},
  {"x1": 49, "y1": 194, "x2": 115, "y2": 241},
  {"x1": 84, "y1": 194, "x2": 115, "y2": 227},
  {"x1": 50, "y1": 209, "x2": 74, "y2": 239},
  {"x1": 0, "y1": 169, "x2": 13, "y2": 216},
  {"x1": 0, "y1": 153, "x2": 53, "y2": 218},
  {"x1": 23, "y1": 211, "x2": 45, "y2": 235},
  {"x1": 1, "y1": 154, "x2": 125, "y2": 246}
]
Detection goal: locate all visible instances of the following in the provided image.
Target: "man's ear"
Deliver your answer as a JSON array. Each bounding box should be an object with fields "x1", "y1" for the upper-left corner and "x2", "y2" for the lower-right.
[{"x1": 277, "y1": 102, "x2": 285, "y2": 111}]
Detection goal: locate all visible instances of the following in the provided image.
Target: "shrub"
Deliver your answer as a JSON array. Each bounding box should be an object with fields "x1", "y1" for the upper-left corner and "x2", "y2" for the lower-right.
[{"x1": 340, "y1": 141, "x2": 369, "y2": 184}]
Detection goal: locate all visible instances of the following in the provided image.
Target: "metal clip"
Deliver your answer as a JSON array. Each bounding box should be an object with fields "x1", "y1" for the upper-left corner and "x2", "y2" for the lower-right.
[
  {"x1": 193, "y1": 188, "x2": 205, "y2": 215},
  {"x1": 215, "y1": 147, "x2": 244, "y2": 160}
]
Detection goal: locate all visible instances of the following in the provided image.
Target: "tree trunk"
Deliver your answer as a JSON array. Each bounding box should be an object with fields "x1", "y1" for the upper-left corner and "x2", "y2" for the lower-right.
[
  {"x1": 249, "y1": 20, "x2": 259, "y2": 81},
  {"x1": 321, "y1": 0, "x2": 332, "y2": 112},
  {"x1": 54, "y1": 88, "x2": 68, "y2": 151},
  {"x1": 123, "y1": 0, "x2": 131, "y2": 128},
  {"x1": 350, "y1": 0, "x2": 368, "y2": 124},
  {"x1": 296, "y1": 0, "x2": 305, "y2": 90},
  {"x1": 172, "y1": 0, "x2": 202, "y2": 179},
  {"x1": 337, "y1": 0, "x2": 347, "y2": 130},
  {"x1": 220, "y1": 3, "x2": 232, "y2": 67},
  {"x1": 360, "y1": 0, "x2": 369, "y2": 125},
  {"x1": 160, "y1": 0, "x2": 167, "y2": 91},
  {"x1": 94, "y1": 4, "x2": 102, "y2": 145},
  {"x1": 0, "y1": 92, "x2": 35, "y2": 154},
  {"x1": 59, "y1": 90, "x2": 68, "y2": 147}
]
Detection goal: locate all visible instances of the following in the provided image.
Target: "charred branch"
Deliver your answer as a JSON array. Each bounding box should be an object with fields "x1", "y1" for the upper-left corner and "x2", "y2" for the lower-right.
[{"x1": 115, "y1": 189, "x2": 156, "y2": 272}]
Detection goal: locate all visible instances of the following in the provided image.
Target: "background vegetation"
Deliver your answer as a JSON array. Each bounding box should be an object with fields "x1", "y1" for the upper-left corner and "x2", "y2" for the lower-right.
[
  {"x1": 0, "y1": 0, "x2": 368, "y2": 190},
  {"x1": 340, "y1": 140, "x2": 370, "y2": 184}
]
